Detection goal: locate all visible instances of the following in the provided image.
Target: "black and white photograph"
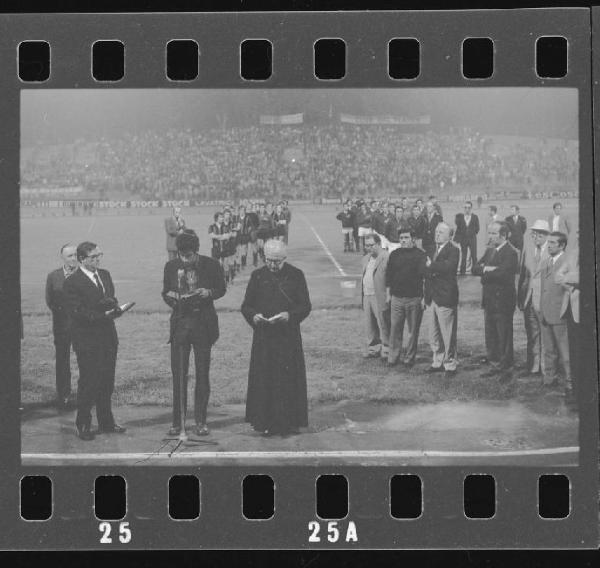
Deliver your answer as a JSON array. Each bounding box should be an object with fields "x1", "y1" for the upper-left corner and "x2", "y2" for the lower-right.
[{"x1": 20, "y1": 87, "x2": 582, "y2": 466}]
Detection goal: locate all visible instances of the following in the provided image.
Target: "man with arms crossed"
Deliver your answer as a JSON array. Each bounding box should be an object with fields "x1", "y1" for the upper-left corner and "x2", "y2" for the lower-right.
[{"x1": 472, "y1": 222, "x2": 519, "y2": 383}]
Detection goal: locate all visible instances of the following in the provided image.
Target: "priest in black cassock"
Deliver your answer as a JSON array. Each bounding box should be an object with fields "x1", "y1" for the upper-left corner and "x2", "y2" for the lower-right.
[{"x1": 241, "y1": 239, "x2": 312, "y2": 437}]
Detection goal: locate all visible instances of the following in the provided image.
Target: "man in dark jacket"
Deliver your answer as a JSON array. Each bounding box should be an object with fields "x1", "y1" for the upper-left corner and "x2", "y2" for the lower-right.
[
  {"x1": 336, "y1": 202, "x2": 356, "y2": 252},
  {"x1": 63, "y1": 242, "x2": 125, "y2": 441},
  {"x1": 472, "y1": 221, "x2": 519, "y2": 382},
  {"x1": 162, "y1": 230, "x2": 226, "y2": 437},
  {"x1": 384, "y1": 206, "x2": 411, "y2": 244},
  {"x1": 386, "y1": 228, "x2": 427, "y2": 367},
  {"x1": 422, "y1": 201, "x2": 444, "y2": 257},
  {"x1": 505, "y1": 204, "x2": 527, "y2": 253},
  {"x1": 423, "y1": 223, "x2": 460, "y2": 377},
  {"x1": 454, "y1": 201, "x2": 480, "y2": 275},
  {"x1": 46, "y1": 243, "x2": 78, "y2": 408},
  {"x1": 241, "y1": 239, "x2": 311, "y2": 437}
]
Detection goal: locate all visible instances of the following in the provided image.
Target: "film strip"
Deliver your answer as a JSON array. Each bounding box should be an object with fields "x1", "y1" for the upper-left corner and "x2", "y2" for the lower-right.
[{"x1": 0, "y1": 9, "x2": 598, "y2": 549}]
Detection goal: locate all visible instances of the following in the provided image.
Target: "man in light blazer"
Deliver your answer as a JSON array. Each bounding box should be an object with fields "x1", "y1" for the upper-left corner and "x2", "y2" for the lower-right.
[
  {"x1": 361, "y1": 233, "x2": 390, "y2": 358},
  {"x1": 517, "y1": 220, "x2": 550, "y2": 377},
  {"x1": 547, "y1": 202, "x2": 571, "y2": 236},
  {"x1": 539, "y1": 231, "x2": 572, "y2": 398},
  {"x1": 555, "y1": 230, "x2": 579, "y2": 408}
]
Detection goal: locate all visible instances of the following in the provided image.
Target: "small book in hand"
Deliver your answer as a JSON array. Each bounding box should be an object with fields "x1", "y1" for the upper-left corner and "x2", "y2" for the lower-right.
[{"x1": 118, "y1": 302, "x2": 135, "y2": 313}]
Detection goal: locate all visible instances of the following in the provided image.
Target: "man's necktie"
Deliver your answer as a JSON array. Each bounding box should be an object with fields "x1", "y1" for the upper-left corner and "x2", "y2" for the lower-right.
[{"x1": 94, "y1": 273, "x2": 105, "y2": 296}]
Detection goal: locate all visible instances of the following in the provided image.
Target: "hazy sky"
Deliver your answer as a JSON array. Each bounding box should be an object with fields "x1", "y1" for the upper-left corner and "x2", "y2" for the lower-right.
[{"x1": 21, "y1": 88, "x2": 578, "y2": 146}]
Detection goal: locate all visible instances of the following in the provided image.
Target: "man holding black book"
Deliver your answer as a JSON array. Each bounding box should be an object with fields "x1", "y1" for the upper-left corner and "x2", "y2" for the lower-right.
[
  {"x1": 63, "y1": 241, "x2": 133, "y2": 441},
  {"x1": 162, "y1": 229, "x2": 226, "y2": 437}
]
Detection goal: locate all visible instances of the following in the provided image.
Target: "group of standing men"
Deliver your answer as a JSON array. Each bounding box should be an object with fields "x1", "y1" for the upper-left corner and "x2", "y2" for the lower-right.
[
  {"x1": 46, "y1": 221, "x2": 309, "y2": 440},
  {"x1": 358, "y1": 198, "x2": 579, "y2": 408}
]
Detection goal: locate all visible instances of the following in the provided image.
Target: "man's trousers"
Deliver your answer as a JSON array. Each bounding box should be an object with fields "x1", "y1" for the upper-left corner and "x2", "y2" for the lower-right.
[
  {"x1": 388, "y1": 296, "x2": 422, "y2": 365},
  {"x1": 363, "y1": 294, "x2": 389, "y2": 356},
  {"x1": 171, "y1": 342, "x2": 212, "y2": 426},
  {"x1": 428, "y1": 301, "x2": 458, "y2": 371}
]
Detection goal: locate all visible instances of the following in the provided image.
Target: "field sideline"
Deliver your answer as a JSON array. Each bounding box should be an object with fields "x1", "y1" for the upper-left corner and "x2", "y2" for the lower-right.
[{"x1": 20, "y1": 200, "x2": 578, "y2": 409}]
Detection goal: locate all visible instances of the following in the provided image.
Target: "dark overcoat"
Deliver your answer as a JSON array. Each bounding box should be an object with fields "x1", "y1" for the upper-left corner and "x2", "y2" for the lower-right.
[{"x1": 241, "y1": 263, "x2": 311, "y2": 433}]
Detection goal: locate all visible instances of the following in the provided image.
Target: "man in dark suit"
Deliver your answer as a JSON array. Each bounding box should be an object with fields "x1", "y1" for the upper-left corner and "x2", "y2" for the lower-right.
[
  {"x1": 63, "y1": 242, "x2": 125, "y2": 441},
  {"x1": 422, "y1": 201, "x2": 444, "y2": 257},
  {"x1": 472, "y1": 221, "x2": 519, "y2": 382},
  {"x1": 539, "y1": 231, "x2": 572, "y2": 398},
  {"x1": 453, "y1": 201, "x2": 480, "y2": 275},
  {"x1": 162, "y1": 230, "x2": 226, "y2": 437},
  {"x1": 45, "y1": 243, "x2": 78, "y2": 408},
  {"x1": 423, "y1": 222, "x2": 460, "y2": 378},
  {"x1": 505, "y1": 204, "x2": 527, "y2": 253}
]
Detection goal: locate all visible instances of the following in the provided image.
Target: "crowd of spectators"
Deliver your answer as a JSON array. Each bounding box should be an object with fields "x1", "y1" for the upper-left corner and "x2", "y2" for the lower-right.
[{"x1": 21, "y1": 125, "x2": 578, "y2": 201}]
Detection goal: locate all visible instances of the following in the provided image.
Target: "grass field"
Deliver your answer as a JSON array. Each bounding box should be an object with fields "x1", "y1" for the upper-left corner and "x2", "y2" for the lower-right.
[{"x1": 20, "y1": 199, "x2": 579, "y2": 408}]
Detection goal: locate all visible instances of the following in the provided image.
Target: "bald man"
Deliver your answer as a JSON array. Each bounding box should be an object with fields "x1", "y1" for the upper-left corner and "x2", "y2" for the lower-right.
[
  {"x1": 423, "y1": 223, "x2": 460, "y2": 377},
  {"x1": 46, "y1": 244, "x2": 79, "y2": 408},
  {"x1": 242, "y1": 239, "x2": 312, "y2": 437}
]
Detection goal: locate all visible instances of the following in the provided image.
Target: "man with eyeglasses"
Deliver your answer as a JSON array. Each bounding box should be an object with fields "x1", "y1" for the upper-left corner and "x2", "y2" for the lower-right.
[
  {"x1": 63, "y1": 242, "x2": 125, "y2": 441},
  {"x1": 162, "y1": 229, "x2": 226, "y2": 437},
  {"x1": 241, "y1": 239, "x2": 311, "y2": 437}
]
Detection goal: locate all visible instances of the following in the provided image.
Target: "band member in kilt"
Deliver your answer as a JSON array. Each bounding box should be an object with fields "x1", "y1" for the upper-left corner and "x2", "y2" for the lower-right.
[
  {"x1": 256, "y1": 203, "x2": 275, "y2": 262},
  {"x1": 162, "y1": 230, "x2": 226, "y2": 437},
  {"x1": 222, "y1": 209, "x2": 238, "y2": 284},
  {"x1": 237, "y1": 205, "x2": 258, "y2": 269},
  {"x1": 273, "y1": 203, "x2": 288, "y2": 241},
  {"x1": 241, "y1": 239, "x2": 311, "y2": 436},
  {"x1": 209, "y1": 212, "x2": 234, "y2": 284}
]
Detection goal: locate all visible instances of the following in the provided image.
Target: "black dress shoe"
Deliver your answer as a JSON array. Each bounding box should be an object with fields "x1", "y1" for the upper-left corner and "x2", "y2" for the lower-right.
[
  {"x1": 444, "y1": 369, "x2": 457, "y2": 379},
  {"x1": 77, "y1": 427, "x2": 95, "y2": 441},
  {"x1": 426, "y1": 366, "x2": 444, "y2": 373},
  {"x1": 98, "y1": 423, "x2": 127, "y2": 434}
]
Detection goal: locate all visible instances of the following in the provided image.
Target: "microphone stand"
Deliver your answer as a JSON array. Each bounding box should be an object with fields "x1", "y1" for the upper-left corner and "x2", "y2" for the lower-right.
[{"x1": 164, "y1": 262, "x2": 217, "y2": 449}]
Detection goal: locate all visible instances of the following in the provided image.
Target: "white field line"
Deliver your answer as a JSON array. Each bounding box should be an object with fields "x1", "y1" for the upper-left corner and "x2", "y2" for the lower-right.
[
  {"x1": 22, "y1": 447, "x2": 579, "y2": 462},
  {"x1": 301, "y1": 214, "x2": 347, "y2": 277},
  {"x1": 86, "y1": 216, "x2": 96, "y2": 236}
]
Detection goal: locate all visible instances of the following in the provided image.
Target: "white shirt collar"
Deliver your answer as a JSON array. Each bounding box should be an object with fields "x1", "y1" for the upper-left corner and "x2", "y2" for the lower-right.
[
  {"x1": 80, "y1": 265, "x2": 102, "y2": 286},
  {"x1": 496, "y1": 241, "x2": 508, "y2": 251}
]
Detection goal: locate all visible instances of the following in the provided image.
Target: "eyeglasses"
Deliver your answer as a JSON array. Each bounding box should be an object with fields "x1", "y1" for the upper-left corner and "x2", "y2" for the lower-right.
[
  {"x1": 87, "y1": 253, "x2": 103, "y2": 259},
  {"x1": 265, "y1": 258, "x2": 285, "y2": 265}
]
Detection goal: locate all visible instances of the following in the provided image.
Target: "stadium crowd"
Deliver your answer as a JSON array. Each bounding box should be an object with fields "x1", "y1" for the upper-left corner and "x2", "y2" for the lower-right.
[{"x1": 22, "y1": 125, "x2": 577, "y2": 201}]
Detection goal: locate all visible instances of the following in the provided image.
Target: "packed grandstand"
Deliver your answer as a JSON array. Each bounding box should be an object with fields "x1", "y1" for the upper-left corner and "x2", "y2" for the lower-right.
[{"x1": 21, "y1": 124, "x2": 578, "y2": 204}]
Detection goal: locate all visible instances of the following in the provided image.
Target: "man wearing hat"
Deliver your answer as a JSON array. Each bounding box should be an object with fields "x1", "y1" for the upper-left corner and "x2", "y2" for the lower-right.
[
  {"x1": 517, "y1": 220, "x2": 550, "y2": 377},
  {"x1": 162, "y1": 229, "x2": 226, "y2": 437},
  {"x1": 241, "y1": 239, "x2": 311, "y2": 437}
]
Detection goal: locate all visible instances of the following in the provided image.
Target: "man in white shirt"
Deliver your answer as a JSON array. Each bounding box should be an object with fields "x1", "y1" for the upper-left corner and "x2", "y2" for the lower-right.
[{"x1": 361, "y1": 234, "x2": 390, "y2": 358}]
